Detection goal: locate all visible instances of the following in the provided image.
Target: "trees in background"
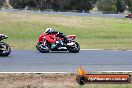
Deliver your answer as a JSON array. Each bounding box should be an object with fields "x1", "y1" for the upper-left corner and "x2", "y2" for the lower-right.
[
  {"x1": 96, "y1": 0, "x2": 123, "y2": 13},
  {"x1": 116, "y1": 0, "x2": 125, "y2": 13},
  {"x1": 52, "y1": 0, "x2": 97, "y2": 12},
  {"x1": 125, "y1": 0, "x2": 132, "y2": 13},
  {"x1": 30, "y1": 0, "x2": 52, "y2": 10},
  {"x1": 0, "y1": 0, "x2": 132, "y2": 13},
  {"x1": 2, "y1": 0, "x2": 97, "y2": 12},
  {"x1": 0, "y1": 0, "x2": 4, "y2": 8},
  {"x1": 9, "y1": 0, "x2": 26, "y2": 9},
  {"x1": 96, "y1": 0, "x2": 132, "y2": 13},
  {"x1": 96, "y1": 0, "x2": 116, "y2": 13},
  {"x1": 52, "y1": 0, "x2": 72, "y2": 11}
]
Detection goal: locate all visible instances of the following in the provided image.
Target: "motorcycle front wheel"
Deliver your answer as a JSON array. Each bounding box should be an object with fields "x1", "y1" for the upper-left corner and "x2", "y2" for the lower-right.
[
  {"x1": 36, "y1": 42, "x2": 50, "y2": 53},
  {"x1": 67, "y1": 42, "x2": 80, "y2": 53},
  {"x1": 0, "y1": 42, "x2": 11, "y2": 56}
]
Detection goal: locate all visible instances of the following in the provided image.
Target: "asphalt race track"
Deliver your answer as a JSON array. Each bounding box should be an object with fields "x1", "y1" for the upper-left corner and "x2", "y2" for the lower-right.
[
  {"x1": 0, "y1": 50, "x2": 132, "y2": 72},
  {"x1": 0, "y1": 10, "x2": 125, "y2": 18}
]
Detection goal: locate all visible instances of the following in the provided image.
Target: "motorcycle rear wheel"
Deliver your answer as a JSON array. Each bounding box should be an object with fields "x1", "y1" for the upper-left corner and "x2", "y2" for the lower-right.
[
  {"x1": 67, "y1": 42, "x2": 80, "y2": 53},
  {"x1": 36, "y1": 42, "x2": 50, "y2": 53},
  {"x1": 0, "y1": 42, "x2": 11, "y2": 56}
]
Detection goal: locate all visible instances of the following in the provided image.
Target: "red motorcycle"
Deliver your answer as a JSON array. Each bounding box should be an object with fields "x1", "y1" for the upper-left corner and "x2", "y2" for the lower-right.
[{"x1": 36, "y1": 32, "x2": 80, "y2": 53}]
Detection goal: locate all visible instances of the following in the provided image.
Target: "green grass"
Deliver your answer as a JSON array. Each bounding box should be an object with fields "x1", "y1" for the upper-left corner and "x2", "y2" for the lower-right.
[
  {"x1": 77, "y1": 84, "x2": 132, "y2": 88},
  {"x1": 0, "y1": 12, "x2": 132, "y2": 50},
  {"x1": 0, "y1": 73, "x2": 132, "y2": 88}
]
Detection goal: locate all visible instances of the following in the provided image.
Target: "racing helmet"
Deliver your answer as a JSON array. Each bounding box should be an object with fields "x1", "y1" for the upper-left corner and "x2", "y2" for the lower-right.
[{"x1": 45, "y1": 28, "x2": 54, "y2": 33}]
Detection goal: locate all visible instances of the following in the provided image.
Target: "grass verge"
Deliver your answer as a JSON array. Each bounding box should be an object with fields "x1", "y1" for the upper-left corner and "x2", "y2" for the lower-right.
[
  {"x1": 0, "y1": 73, "x2": 132, "y2": 88},
  {"x1": 0, "y1": 12, "x2": 132, "y2": 50}
]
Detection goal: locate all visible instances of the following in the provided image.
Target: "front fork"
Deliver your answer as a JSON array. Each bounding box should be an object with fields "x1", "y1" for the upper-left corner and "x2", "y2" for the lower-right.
[
  {"x1": 38, "y1": 40, "x2": 49, "y2": 50},
  {"x1": 0, "y1": 44, "x2": 2, "y2": 51},
  {"x1": 42, "y1": 40, "x2": 47, "y2": 46},
  {"x1": 0, "y1": 42, "x2": 6, "y2": 51}
]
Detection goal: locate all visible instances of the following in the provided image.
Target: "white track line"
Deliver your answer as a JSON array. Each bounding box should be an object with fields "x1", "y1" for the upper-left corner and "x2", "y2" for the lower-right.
[
  {"x1": 95, "y1": 71, "x2": 132, "y2": 73},
  {"x1": 81, "y1": 49, "x2": 103, "y2": 50},
  {"x1": 0, "y1": 71, "x2": 132, "y2": 73},
  {"x1": 81, "y1": 49, "x2": 132, "y2": 51},
  {"x1": 0, "y1": 72, "x2": 70, "y2": 74}
]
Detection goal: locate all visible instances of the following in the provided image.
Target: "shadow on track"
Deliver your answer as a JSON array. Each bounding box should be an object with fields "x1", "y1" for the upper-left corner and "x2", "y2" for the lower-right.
[{"x1": 37, "y1": 51, "x2": 72, "y2": 53}]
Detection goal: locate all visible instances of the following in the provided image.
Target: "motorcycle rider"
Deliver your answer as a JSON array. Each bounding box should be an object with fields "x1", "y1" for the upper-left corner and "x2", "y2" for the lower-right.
[
  {"x1": 45, "y1": 28, "x2": 67, "y2": 49},
  {"x1": 45, "y1": 28, "x2": 66, "y2": 38}
]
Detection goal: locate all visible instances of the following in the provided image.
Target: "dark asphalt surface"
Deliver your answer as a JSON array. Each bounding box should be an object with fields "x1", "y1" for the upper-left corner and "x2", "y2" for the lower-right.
[
  {"x1": 0, "y1": 50, "x2": 132, "y2": 72},
  {"x1": 41, "y1": 12, "x2": 125, "y2": 18},
  {"x1": 0, "y1": 10, "x2": 126, "y2": 18}
]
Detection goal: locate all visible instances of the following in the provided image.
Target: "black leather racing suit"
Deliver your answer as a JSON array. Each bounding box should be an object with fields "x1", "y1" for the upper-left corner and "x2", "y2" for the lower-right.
[{"x1": 46, "y1": 30, "x2": 67, "y2": 40}]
